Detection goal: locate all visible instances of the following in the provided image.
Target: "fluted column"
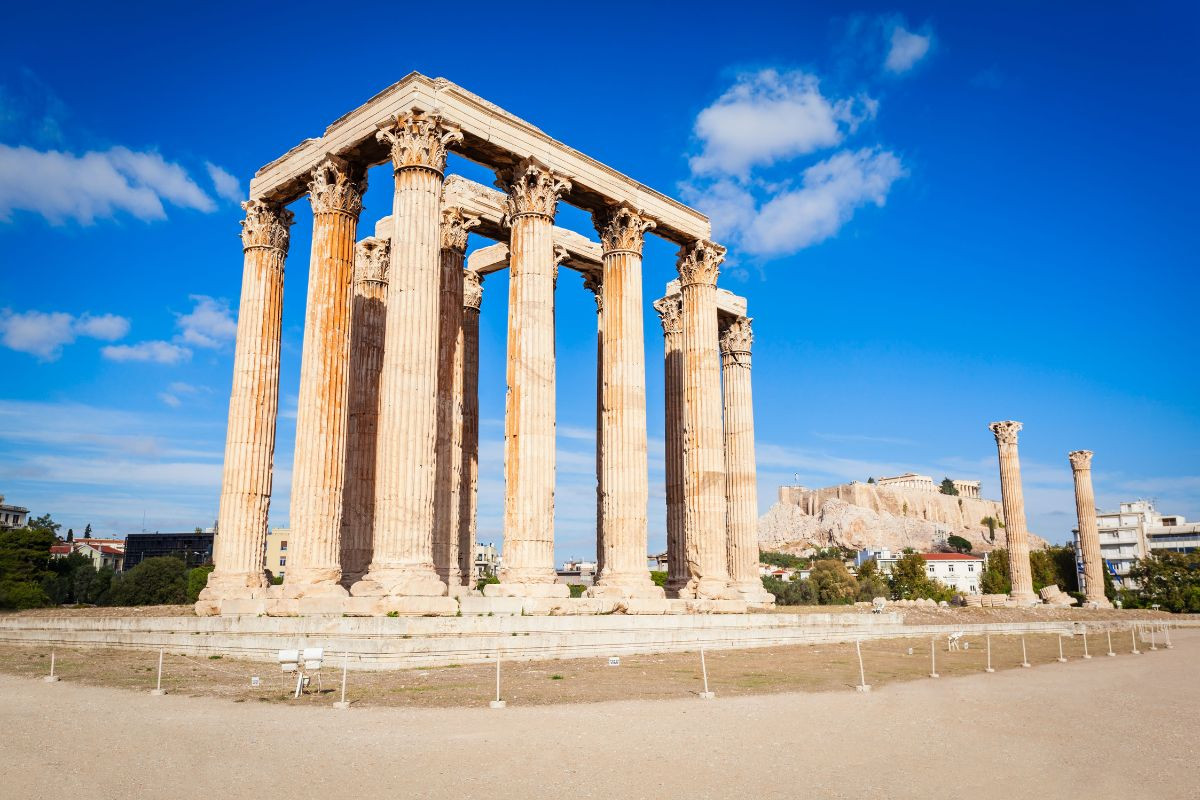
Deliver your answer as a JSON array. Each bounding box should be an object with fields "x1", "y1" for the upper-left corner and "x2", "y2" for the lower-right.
[
  {"x1": 433, "y1": 208, "x2": 480, "y2": 594},
  {"x1": 721, "y1": 316, "x2": 773, "y2": 604},
  {"x1": 583, "y1": 273, "x2": 604, "y2": 576},
  {"x1": 654, "y1": 295, "x2": 687, "y2": 597},
  {"x1": 489, "y1": 158, "x2": 571, "y2": 598},
  {"x1": 457, "y1": 271, "x2": 484, "y2": 586},
  {"x1": 989, "y1": 420, "x2": 1037, "y2": 604},
  {"x1": 353, "y1": 112, "x2": 462, "y2": 598},
  {"x1": 1070, "y1": 450, "x2": 1112, "y2": 607},
  {"x1": 339, "y1": 237, "x2": 389, "y2": 585},
  {"x1": 199, "y1": 200, "x2": 293, "y2": 609},
  {"x1": 677, "y1": 241, "x2": 737, "y2": 600},
  {"x1": 588, "y1": 206, "x2": 662, "y2": 599},
  {"x1": 285, "y1": 157, "x2": 365, "y2": 597}
]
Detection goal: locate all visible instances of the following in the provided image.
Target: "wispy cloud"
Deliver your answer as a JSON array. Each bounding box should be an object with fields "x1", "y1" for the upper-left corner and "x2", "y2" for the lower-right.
[
  {"x1": 0, "y1": 308, "x2": 129, "y2": 361},
  {"x1": 885, "y1": 25, "x2": 933, "y2": 74},
  {"x1": 205, "y1": 162, "x2": 243, "y2": 204},
  {"x1": 102, "y1": 340, "x2": 190, "y2": 365},
  {"x1": 176, "y1": 295, "x2": 236, "y2": 348}
]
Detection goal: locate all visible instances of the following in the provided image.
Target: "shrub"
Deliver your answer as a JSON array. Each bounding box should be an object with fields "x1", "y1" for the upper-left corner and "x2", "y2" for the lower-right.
[
  {"x1": 567, "y1": 584, "x2": 586, "y2": 598},
  {"x1": 649, "y1": 570, "x2": 667, "y2": 587},
  {"x1": 186, "y1": 564, "x2": 215, "y2": 602},
  {"x1": 108, "y1": 557, "x2": 188, "y2": 606}
]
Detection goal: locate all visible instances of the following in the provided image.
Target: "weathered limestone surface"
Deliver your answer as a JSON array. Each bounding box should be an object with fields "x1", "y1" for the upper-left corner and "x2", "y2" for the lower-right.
[
  {"x1": 654, "y1": 296, "x2": 688, "y2": 597},
  {"x1": 676, "y1": 242, "x2": 737, "y2": 600},
  {"x1": 285, "y1": 157, "x2": 365, "y2": 597},
  {"x1": 339, "y1": 237, "x2": 389, "y2": 585},
  {"x1": 776, "y1": 481, "x2": 1005, "y2": 538},
  {"x1": 720, "y1": 317, "x2": 773, "y2": 605},
  {"x1": 353, "y1": 112, "x2": 459, "y2": 605},
  {"x1": 1070, "y1": 450, "x2": 1113, "y2": 608},
  {"x1": 990, "y1": 421, "x2": 1037, "y2": 604},
  {"x1": 489, "y1": 159, "x2": 571, "y2": 599},
  {"x1": 457, "y1": 271, "x2": 484, "y2": 583},
  {"x1": 199, "y1": 201, "x2": 292, "y2": 611},
  {"x1": 583, "y1": 273, "x2": 605, "y2": 576},
  {"x1": 588, "y1": 206, "x2": 662, "y2": 599}
]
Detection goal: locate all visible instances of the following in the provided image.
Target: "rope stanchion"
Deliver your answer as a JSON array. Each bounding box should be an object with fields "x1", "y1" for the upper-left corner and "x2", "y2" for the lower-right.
[
  {"x1": 1056, "y1": 635, "x2": 1067, "y2": 663},
  {"x1": 928, "y1": 637, "x2": 939, "y2": 678},
  {"x1": 150, "y1": 647, "x2": 167, "y2": 695},
  {"x1": 1131, "y1": 624, "x2": 1142, "y2": 655},
  {"x1": 333, "y1": 653, "x2": 349, "y2": 710},
  {"x1": 43, "y1": 650, "x2": 60, "y2": 683},
  {"x1": 698, "y1": 647, "x2": 715, "y2": 699},
  {"x1": 1020, "y1": 635, "x2": 1031, "y2": 668},
  {"x1": 489, "y1": 655, "x2": 506, "y2": 708},
  {"x1": 1106, "y1": 629, "x2": 1116, "y2": 657},
  {"x1": 855, "y1": 639, "x2": 870, "y2": 692},
  {"x1": 1163, "y1": 622, "x2": 1173, "y2": 649},
  {"x1": 985, "y1": 634, "x2": 995, "y2": 673},
  {"x1": 1149, "y1": 626, "x2": 1158, "y2": 651},
  {"x1": 1082, "y1": 627, "x2": 1091, "y2": 659}
]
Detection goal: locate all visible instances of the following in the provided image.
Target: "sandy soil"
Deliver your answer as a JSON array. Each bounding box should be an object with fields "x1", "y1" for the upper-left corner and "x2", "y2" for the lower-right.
[{"x1": 2, "y1": 631, "x2": 1195, "y2": 799}]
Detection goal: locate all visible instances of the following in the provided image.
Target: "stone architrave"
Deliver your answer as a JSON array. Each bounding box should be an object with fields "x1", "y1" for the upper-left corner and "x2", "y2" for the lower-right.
[
  {"x1": 433, "y1": 207, "x2": 480, "y2": 594},
  {"x1": 587, "y1": 206, "x2": 663, "y2": 599},
  {"x1": 340, "y1": 237, "x2": 389, "y2": 585},
  {"x1": 720, "y1": 316, "x2": 773, "y2": 605},
  {"x1": 989, "y1": 420, "x2": 1037, "y2": 604},
  {"x1": 653, "y1": 295, "x2": 687, "y2": 597},
  {"x1": 457, "y1": 271, "x2": 484, "y2": 585},
  {"x1": 353, "y1": 112, "x2": 462, "y2": 600},
  {"x1": 582, "y1": 272, "x2": 604, "y2": 576},
  {"x1": 488, "y1": 158, "x2": 572, "y2": 598},
  {"x1": 198, "y1": 200, "x2": 293, "y2": 611},
  {"x1": 285, "y1": 157, "x2": 366, "y2": 598},
  {"x1": 676, "y1": 241, "x2": 738, "y2": 600},
  {"x1": 1069, "y1": 450, "x2": 1113, "y2": 608}
]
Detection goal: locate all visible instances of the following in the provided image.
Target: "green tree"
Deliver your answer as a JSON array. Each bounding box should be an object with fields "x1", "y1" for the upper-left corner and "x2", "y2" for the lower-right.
[
  {"x1": 83, "y1": 523, "x2": 93, "y2": 537},
  {"x1": 649, "y1": 570, "x2": 667, "y2": 588},
  {"x1": 0, "y1": 527, "x2": 58, "y2": 609},
  {"x1": 65, "y1": 528, "x2": 74, "y2": 543},
  {"x1": 1127, "y1": 552, "x2": 1200, "y2": 612},
  {"x1": 108, "y1": 557, "x2": 189, "y2": 606},
  {"x1": 760, "y1": 551, "x2": 808, "y2": 569},
  {"x1": 939, "y1": 478, "x2": 959, "y2": 496},
  {"x1": 809, "y1": 559, "x2": 856, "y2": 605},
  {"x1": 761, "y1": 575, "x2": 819, "y2": 606},
  {"x1": 186, "y1": 565, "x2": 215, "y2": 602},
  {"x1": 980, "y1": 548, "x2": 1011, "y2": 594},
  {"x1": 947, "y1": 535, "x2": 972, "y2": 554},
  {"x1": 981, "y1": 516, "x2": 999, "y2": 543},
  {"x1": 855, "y1": 558, "x2": 889, "y2": 601},
  {"x1": 27, "y1": 514, "x2": 61, "y2": 536},
  {"x1": 867, "y1": 477, "x2": 875, "y2": 484},
  {"x1": 888, "y1": 553, "x2": 956, "y2": 601}
]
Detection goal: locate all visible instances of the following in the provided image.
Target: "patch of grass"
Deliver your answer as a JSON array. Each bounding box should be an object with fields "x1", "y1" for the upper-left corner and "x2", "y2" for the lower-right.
[
  {"x1": 386, "y1": 611, "x2": 399, "y2": 618},
  {"x1": 208, "y1": 655, "x2": 223, "y2": 660},
  {"x1": 550, "y1": 674, "x2": 564, "y2": 680}
]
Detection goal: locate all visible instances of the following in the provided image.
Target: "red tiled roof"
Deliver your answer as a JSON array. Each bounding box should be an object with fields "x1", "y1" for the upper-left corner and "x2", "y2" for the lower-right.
[
  {"x1": 920, "y1": 552, "x2": 982, "y2": 561},
  {"x1": 50, "y1": 545, "x2": 71, "y2": 554},
  {"x1": 97, "y1": 545, "x2": 123, "y2": 555}
]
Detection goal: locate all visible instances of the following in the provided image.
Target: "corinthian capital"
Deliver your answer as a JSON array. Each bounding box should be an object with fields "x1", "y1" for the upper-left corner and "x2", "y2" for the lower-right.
[
  {"x1": 240, "y1": 199, "x2": 294, "y2": 253},
  {"x1": 594, "y1": 204, "x2": 656, "y2": 256},
  {"x1": 1068, "y1": 450, "x2": 1094, "y2": 471},
  {"x1": 652, "y1": 295, "x2": 683, "y2": 336},
  {"x1": 720, "y1": 316, "x2": 754, "y2": 355},
  {"x1": 989, "y1": 420, "x2": 1023, "y2": 446},
  {"x1": 354, "y1": 237, "x2": 390, "y2": 285},
  {"x1": 463, "y1": 270, "x2": 484, "y2": 311},
  {"x1": 582, "y1": 272, "x2": 603, "y2": 313},
  {"x1": 441, "y1": 207, "x2": 481, "y2": 253},
  {"x1": 676, "y1": 240, "x2": 725, "y2": 287},
  {"x1": 376, "y1": 111, "x2": 463, "y2": 175},
  {"x1": 498, "y1": 158, "x2": 571, "y2": 222},
  {"x1": 308, "y1": 156, "x2": 367, "y2": 216}
]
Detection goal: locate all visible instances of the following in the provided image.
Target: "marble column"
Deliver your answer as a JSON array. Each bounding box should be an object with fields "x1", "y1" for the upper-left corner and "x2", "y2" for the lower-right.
[
  {"x1": 676, "y1": 241, "x2": 738, "y2": 600},
  {"x1": 583, "y1": 272, "x2": 604, "y2": 576},
  {"x1": 199, "y1": 200, "x2": 293, "y2": 610},
  {"x1": 457, "y1": 271, "x2": 484, "y2": 586},
  {"x1": 653, "y1": 295, "x2": 687, "y2": 597},
  {"x1": 339, "y1": 237, "x2": 389, "y2": 586},
  {"x1": 489, "y1": 158, "x2": 571, "y2": 598},
  {"x1": 285, "y1": 157, "x2": 365, "y2": 598},
  {"x1": 585, "y1": 206, "x2": 662, "y2": 599},
  {"x1": 1069, "y1": 450, "x2": 1112, "y2": 608},
  {"x1": 352, "y1": 112, "x2": 462, "y2": 599},
  {"x1": 989, "y1": 420, "x2": 1037, "y2": 604},
  {"x1": 433, "y1": 207, "x2": 480, "y2": 594},
  {"x1": 720, "y1": 316, "x2": 773, "y2": 604}
]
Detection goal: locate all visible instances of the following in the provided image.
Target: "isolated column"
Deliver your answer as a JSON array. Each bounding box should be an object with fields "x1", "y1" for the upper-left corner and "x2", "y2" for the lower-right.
[
  {"x1": 1069, "y1": 450, "x2": 1112, "y2": 608},
  {"x1": 340, "y1": 237, "x2": 389, "y2": 585},
  {"x1": 433, "y1": 207, "x2": 479, "y2": 593},
  {"x1": 489, "y1": 158, "x2": 571, "y2": 598},
  {"x1": 200, "y1": 200, "x2": 293, "y2": 608},
  {"x1": 457, "y1": 270, "x2": 484, "y2": 585},
  {"x1": 720, "y1": 316, "x2": 773, "y2": 604},
  {"x1": 676, "y1": 241, "x2": 737, "y2": 600},
  {"x1": 583, "y1": 272, "x2": 604, "y2": 575},
  {"x1": 654, "y1": 294, "x2": 687, "y2": 597},
  {"x1": 989, "y1": 420, "x2": 1037, "y2": 604},
  {"x1": 353, "y1": 112, "x2": 462, "y2": 599},
  {"x1": 286, "y1": 157, "x2": 366, "y2": 597}
]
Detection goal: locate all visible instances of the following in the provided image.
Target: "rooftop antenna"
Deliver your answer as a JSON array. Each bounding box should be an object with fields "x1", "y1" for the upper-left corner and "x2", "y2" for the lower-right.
[{"x1": 141, "y1": 510, "x2": 146, "y2": 533}]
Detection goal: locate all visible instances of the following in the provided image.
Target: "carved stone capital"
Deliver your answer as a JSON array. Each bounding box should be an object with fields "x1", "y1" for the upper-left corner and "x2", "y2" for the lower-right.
[
  {"x1": 441, "y1": 207, "x2": 481, "y2": 253},
  {"x1": 582, "y1": 272, "x2": 603, "y2": 313},
  {"x1": 308, "y1": 155, "x2": 367, "y2": 216},
  {"x1": 594, "y1": 204, "x2": 656, "y2": 256},
  {"x1": 376, "y1": 111, "x2": 462, "y2": 175},
  {"x1": 989, "y1": 420, "x2": 1023, "y2": 446},
  {"x1": 720, "y1": 316, "x2": 753, "y2": 355},
  {"x1": 463, "y1": 270, "x2": 484, "y2": 311},
  {"x1": 676, "y1": 240, "x2": 726, "y2": 287},
  {"x1": 240, "y1": 199, "x2": 294, "y2": 253},
  {"x1": 653, "y1": 295, "x2": 683, "y2": 336},
  {"x1": 1069, "y1": 450, "x2": 1094, "y2": 471},
  {"x1": 498, "y1": 158, "x2": 571, "y2": 223},
  {"x1": 354, "y1": 237, "x2": 390, "y2": 285}
]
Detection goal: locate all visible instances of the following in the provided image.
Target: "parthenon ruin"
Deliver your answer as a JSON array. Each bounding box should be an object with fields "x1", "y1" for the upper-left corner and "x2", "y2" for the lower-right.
[{"x1": 196, "y1": 73, "x2": 773, "y2": 616}]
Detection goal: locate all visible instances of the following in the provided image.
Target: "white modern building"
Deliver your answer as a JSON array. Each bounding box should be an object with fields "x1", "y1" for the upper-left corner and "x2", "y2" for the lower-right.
[
  {"x1": 921, "y1": 553, "x2": 984, "y2": 595},
  {"x1": 0, "y1": 495, "x2": 29, "y2": 530},
  {"x1": 1080, "y1": 500, "x2": 1200, "y2": 590},
  {"x1": 856, "y1": 547, "x2": 901, "y2": 574}
]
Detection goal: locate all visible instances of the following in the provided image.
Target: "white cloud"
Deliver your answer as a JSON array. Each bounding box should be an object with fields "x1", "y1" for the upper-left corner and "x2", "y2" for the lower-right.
[
  {"x1": 689, "y1": 70, "x2": 876, "y2": 179},
  {"x1": 101, "y1": 340, "x2": 191, "y2": 364},
  {"x1": 885, "y1": 26, "x2": 932, "y2": 74},
  {"x1": 158, "y1": 392, "x2": 182, "y2": 408},
  {"x1": 0, "y1": 143, "x2": 215, "y2": 224},
  {"x1": 0, "y1": 308, "x2": 130, "y2": 361},
  {"x1": 177, "y1": 295, "x2": 236, "y2": 348},
  {"x1": 205, "y1": 162, "x2": 243, "y2": 203}
]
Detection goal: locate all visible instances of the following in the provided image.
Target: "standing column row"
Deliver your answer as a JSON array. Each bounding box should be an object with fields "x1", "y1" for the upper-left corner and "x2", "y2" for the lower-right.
[
  {"x1": 654, "y1": 296, "x2": 688, "y2": 597},
  {"x1": 1069, "y1": 450, "x2": 1112, "y2": 607},
  {"x1": 989, "y1": 420, "x2": 1037, "y2": 604}
]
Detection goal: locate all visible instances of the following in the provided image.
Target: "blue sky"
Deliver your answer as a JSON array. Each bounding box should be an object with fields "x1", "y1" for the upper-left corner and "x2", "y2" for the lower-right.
[{"x1": 1, "y1": 1, "x2": 1196, "y2": 557}]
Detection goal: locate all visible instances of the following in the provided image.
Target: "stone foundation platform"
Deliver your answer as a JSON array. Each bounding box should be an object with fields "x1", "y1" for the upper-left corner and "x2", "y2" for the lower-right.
[{"x1": 195, "y1": 595, "x2": 764, "y2": 618}]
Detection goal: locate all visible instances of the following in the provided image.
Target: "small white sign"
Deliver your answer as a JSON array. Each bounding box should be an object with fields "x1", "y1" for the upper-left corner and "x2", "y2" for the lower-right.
[
  {"x1": 250, "y1": 676, "x2": 261, "y2": 687},
  {"x1": 608, "y1": 656, "x2": 620, "y2": 667}
]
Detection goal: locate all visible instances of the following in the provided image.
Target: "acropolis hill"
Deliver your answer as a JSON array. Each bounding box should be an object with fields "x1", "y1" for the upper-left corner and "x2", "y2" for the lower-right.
[{"x1": 757, "y1": 473, "x2": 1048, "y2": 555}]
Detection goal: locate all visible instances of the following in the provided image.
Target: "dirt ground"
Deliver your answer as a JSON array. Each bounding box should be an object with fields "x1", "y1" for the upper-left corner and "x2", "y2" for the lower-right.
[{"x1": 2, "y1": 630, "x2": 1195, "y2": 799}]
